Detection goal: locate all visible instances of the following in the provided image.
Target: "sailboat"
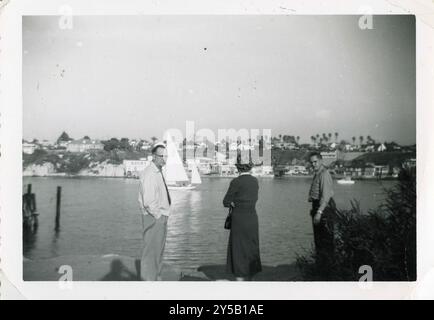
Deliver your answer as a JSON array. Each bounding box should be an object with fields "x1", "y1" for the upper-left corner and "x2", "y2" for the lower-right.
[
  {"x1": 189, "y1": 160, "x2": 202, "y2": 185},
  {"x1": 164, "y1": 133, "x2": 201, "y2": 190}
]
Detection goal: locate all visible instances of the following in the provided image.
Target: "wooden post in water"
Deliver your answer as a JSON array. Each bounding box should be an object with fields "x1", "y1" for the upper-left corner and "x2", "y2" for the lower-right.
[
  {"x1": 23, "y1": 183, "x2": 38, "y2": 230},
  {"x1": 55, "y1": 186, "x2": 61, "y2": 231}
]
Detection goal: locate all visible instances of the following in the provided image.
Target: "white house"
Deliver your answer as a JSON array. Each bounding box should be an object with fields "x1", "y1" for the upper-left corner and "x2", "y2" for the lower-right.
[
  {"x1": 23, "y1": 142, "x2": 37, "y2": 154},
  {"x1": 40, "y1": 140, "x2": 53, "y2": 148},
  {"x1": 251, "y1": 165, "x2": 274, "y2": 176},
  {"x1": 67, "y1": 138, "x2": 104, "y2": 153},
  {"x1": 287, "y1": 165, "x2": 308, "y2": 175},
  {"x1": 190, "y1": 157, "x2": 214, "y2": 175},
  {"x1": 123, "y1": 159, "x2": 151, "y2": 177}
]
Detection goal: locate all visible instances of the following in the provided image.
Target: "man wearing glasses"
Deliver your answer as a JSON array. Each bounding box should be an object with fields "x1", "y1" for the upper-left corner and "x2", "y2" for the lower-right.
[
  {"x1": 308, "y1": 152, "x2": 336, "y2": 271},
  {"x1": 138, "y1": 143, "x2": 171, "y2": 280}
]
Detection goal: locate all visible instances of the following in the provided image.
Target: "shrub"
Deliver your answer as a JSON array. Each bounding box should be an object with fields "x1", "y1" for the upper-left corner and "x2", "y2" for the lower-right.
[{"x1": 297, "y1": 167, "x2": 416, "y2": 281}]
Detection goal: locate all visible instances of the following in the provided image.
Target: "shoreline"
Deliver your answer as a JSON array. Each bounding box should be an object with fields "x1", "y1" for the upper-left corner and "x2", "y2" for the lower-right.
[
  {"x1": 23, "y1": 173, "x2": 399, "y2": 181},
  {"x1": 23, "y1": 254, "x2": 303, "y2": 281}
]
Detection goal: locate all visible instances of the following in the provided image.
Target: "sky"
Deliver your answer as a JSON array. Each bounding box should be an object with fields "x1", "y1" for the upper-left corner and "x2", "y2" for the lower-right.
[{"x1": 23, "y1": 15, "x2": 415, "y2": 144}]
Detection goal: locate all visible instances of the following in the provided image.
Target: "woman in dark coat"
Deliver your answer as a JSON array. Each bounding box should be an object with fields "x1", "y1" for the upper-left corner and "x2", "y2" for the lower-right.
[{"x1": 223, "y1": 163, "x2": 262, "y2": 280}]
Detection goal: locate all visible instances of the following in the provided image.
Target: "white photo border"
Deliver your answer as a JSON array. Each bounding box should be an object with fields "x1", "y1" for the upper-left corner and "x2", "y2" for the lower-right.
[{"x1": 1, "y1": 0, "x2": 433, "y2": 300}]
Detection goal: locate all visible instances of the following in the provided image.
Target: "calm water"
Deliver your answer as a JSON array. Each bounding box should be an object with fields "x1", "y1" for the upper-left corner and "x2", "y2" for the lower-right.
[{"x1": 23, "y1": 176, "x2": 394, "y2": 273}]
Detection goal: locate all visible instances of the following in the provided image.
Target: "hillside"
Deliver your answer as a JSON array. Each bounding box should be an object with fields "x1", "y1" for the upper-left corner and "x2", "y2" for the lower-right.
[{"x1": 351, "y1": 151, "x2": 415, "y2": 167}]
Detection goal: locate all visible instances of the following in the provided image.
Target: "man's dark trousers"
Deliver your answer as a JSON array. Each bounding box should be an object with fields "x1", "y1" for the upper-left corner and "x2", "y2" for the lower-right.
[{"x1": 310, "y1": 198, "x2": 336, "y2": 269}]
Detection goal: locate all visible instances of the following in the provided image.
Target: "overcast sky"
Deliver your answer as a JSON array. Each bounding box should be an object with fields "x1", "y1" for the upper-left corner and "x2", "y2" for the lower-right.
[{"x1": 23, "y1": 15, "x2": 415, "y2": 144}]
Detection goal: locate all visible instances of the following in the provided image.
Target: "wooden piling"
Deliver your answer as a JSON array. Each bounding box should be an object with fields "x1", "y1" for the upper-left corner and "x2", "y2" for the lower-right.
[
  {"x1": 55, "y1": 186, "x2": 61, "y2": 231},
  {"x1": 23, "y1": 183, "x2": 38, "y2": 231}
]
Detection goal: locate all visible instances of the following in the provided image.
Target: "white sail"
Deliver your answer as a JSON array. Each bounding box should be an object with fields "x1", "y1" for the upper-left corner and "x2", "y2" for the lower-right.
[
  {"x1": 190, "y1": 162, "x2": 202, "y2": 184},
  {"x1": 164, "y1": 133, "x2": 189, "y2": 184}
]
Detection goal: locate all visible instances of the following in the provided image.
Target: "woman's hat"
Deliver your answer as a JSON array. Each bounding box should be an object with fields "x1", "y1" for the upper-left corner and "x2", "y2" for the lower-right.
[{"x1": 235, "y1": 163, "x2": 253, "y2": 172}]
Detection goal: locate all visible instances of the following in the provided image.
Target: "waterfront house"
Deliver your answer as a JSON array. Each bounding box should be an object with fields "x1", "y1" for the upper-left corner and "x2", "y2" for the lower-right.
[
  {"x1": 251, "y1": 165, "x2": 274, "y2": 177},
  {"x1": 344, "y1": 165, "x2": 365, "y2": 177},
  {"x1": 374, "y1": 165, "x2": 390, "y2": 177},
  {"x1": 363, "y1": 165, "x2": 376, "y2": 177},
  {"x1": 218, "y1": 164, "x2": 237, "y2": 176},
  {"x1": 66, "y1": 138, "x2": 104, "y2": 153},
  {"x1": 287, "y1": 165, "x2": 308, "y2": 175},
  {"x1": 262, "y1": 165, "x2": 273, "y2": 175},
  {"x1": 23, "y1": 162, "x2": 55, "y2": 176},
  {"x1": 191, "y1": 157, "x2": 214, "y2": 175},
  {"x1": 56, "y1": 140, "x2": 72, "y2": 149},
  {"x1": 343, "y1": 163, "x2": 390, "y2": 178},
  {"x1": 320, "y1": 151, "x2": 337, "y2": 167},
  {"x1": 123, "y1": 159, "x2": 151, "y2": 177},
  {"x1": 403, "y1": 158, "x2": 416, "y2": 168}
]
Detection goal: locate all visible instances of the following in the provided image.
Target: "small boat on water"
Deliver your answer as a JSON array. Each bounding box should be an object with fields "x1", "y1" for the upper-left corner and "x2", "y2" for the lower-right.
[
  {"x1": 337, "y1": 176, "x2": 355, "y2": 185},
  {"x1": 164, "y1": 133, "x2": 201, "y2": 191}
]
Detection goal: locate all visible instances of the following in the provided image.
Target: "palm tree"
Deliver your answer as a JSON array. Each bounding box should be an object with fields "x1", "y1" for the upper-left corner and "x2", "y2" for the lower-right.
[
  {"x1": 151, "y1": 136, "x2": 158, "y2": 144},
  {"x1": 296, "y1": 136, "x2": 300, "y2": 145},
  {"x1": 334, "y1": 132, "x2": 339, "y2": 142},
  {"x1": 352, "y1": 136, "x2": 356, "y2": 145},
  {"x1": 311, "y1": 136, "x2": 317, "y2": 145},
  {"x1": 359, "y1": 135, "x2": 364, "y2": 146},
  {"x1": 322, "y1": 133, "x2": 327, "y2": 144},
  {"x1": 328, "y1": 133, "x2": 332, "y2": 142}
]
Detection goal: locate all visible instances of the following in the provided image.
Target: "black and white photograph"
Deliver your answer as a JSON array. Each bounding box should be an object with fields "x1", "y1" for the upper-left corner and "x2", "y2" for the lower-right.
[
  {"x1": 19, "y1": 14, "x2": 416, "y2": 283},
  {"x1": 4, "y1": 0, "x2": 434, "y2": 302}
]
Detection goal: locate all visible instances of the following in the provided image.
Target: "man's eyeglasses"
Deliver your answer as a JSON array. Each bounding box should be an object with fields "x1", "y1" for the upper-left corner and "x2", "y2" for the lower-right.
[{"x1": 155, "y1": 154, "x2": 167, "y2": 158}]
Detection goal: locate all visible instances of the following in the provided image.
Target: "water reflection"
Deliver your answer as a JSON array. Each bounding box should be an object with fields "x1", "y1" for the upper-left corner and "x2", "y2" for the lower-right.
[
  {"x1": 23, "y1": 221, "x2": 38, "y2": 256},
  {"x1": 23, "y1": 176, "x2": 395, "y2": 272},
  {"x1": 188, "y1": 190, "x2": 202, "y2": 234},
  {"x1": 51, "y1": 228, "x2": 61, "y2": 257}
]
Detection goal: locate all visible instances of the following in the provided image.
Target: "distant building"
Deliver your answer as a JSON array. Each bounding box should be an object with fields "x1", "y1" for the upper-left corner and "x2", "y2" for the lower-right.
[
  {"x1": 57, "y1": 140, "x2": 71, "y2": 149},
  {"x1": 287, "y1": 165, "x2": 308, "y2": 175},
  {"x1": 191, "y1": 157, "x2": 214, "y2": 175},
  {"x1": 251, "y1": 165, "x2": 274, "y2": 177},
  {"x1": 129, "y1": 139, "x2": 138, "y2": 148},
  {"x1": 140, "y1": 143, "x2": 151, "y2": 151},
  {"x1": 23, "y1": 142, "x2": 37, "y2": 154},
  {"x1": 123, "y1": 159, "x2": 151, "y2": 177},
  {"x1": 403, "y1": 158, "x2": 416, "y2": 168},
  {"x1": 218, "y1": 164, "x2": 237, "y2": 176},
  {"x1": 262, "y1": 165, "x2": 274, "y2": 175},
  {"x1": 344, "y1": 164, "x2": 390, "y2": 178},
  {"x1": 23, "y1": 162, "x2": 55, "y2": 176},
  {"x1": 374, "y1": 165, "x2": 390, "y2": 176},
  {"x1": 66, "y1": 138, "x2": 104, "y2": 153},
  {"x1": 320, "y1": 151, "x2": 337, "y2": 167},
  {"x1": 33, "y1": 139, "x2": 53, "y2": 150}
]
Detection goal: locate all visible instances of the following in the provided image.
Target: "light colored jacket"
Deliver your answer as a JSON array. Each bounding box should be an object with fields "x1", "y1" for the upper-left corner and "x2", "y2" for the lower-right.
[{"x1": 138, "y1": 162, "x2": 171, "y2": 219}]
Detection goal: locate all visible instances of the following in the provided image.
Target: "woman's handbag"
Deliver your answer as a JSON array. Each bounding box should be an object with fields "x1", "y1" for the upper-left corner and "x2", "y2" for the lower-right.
[{"x1": 224, "y1": 206, "x2": 233, "y2": 230}]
